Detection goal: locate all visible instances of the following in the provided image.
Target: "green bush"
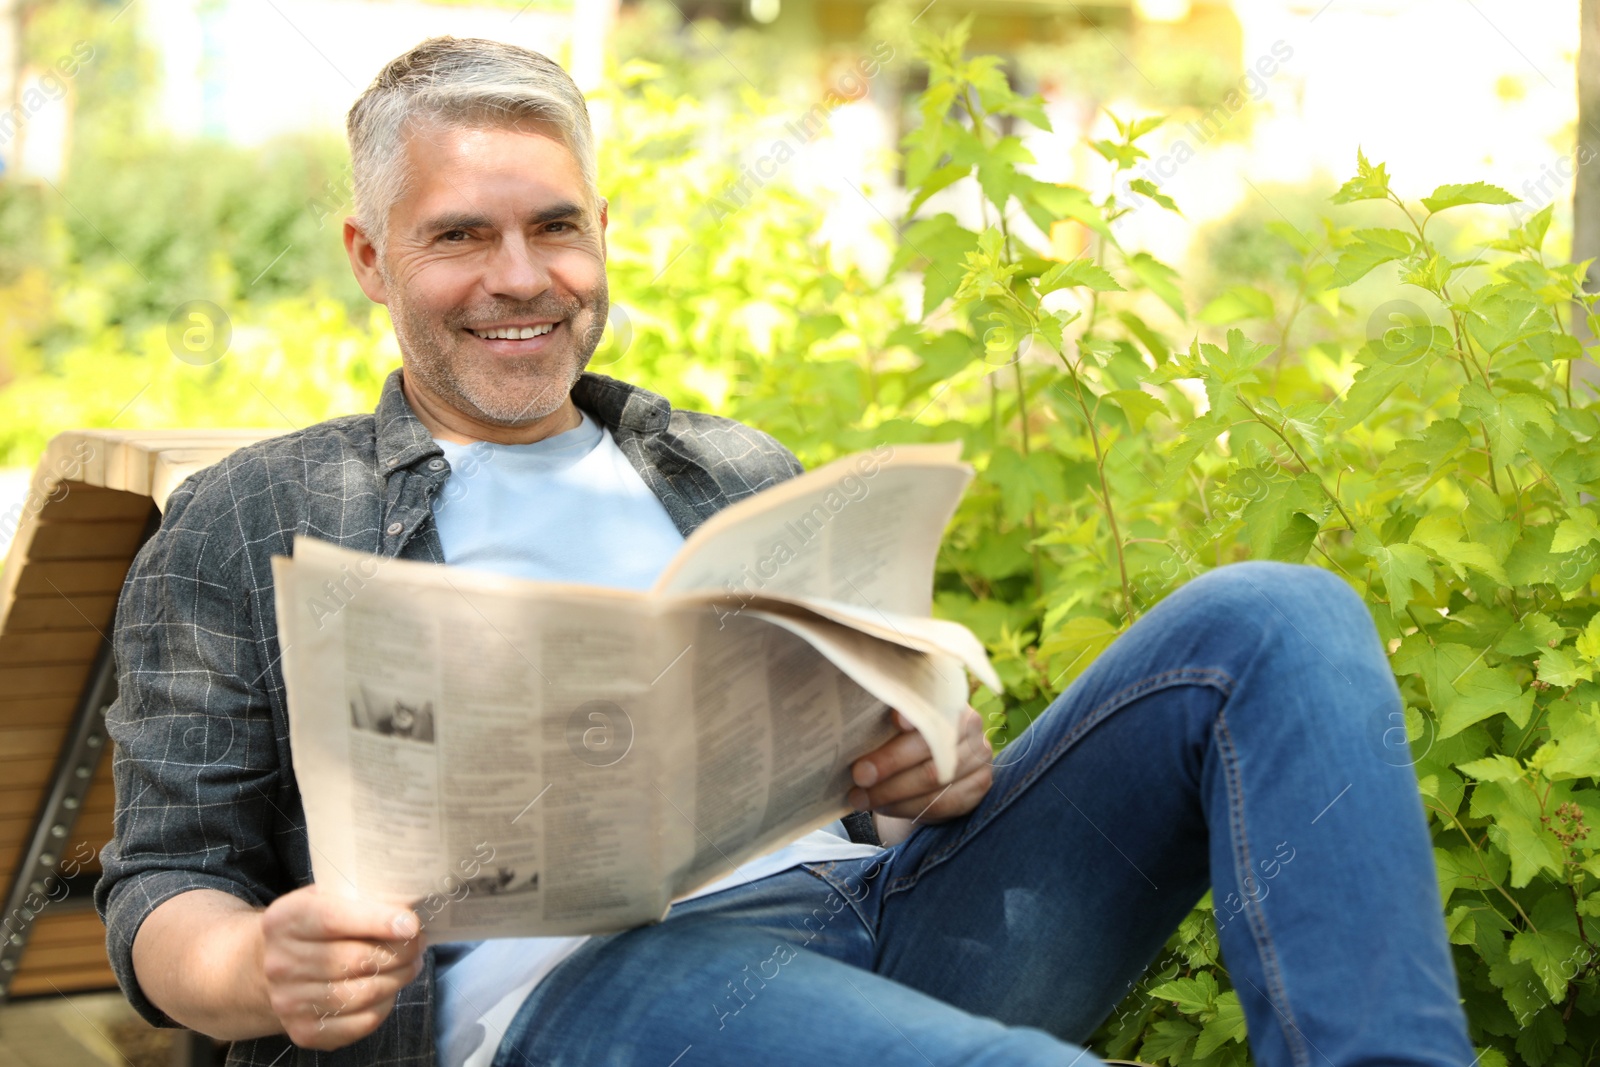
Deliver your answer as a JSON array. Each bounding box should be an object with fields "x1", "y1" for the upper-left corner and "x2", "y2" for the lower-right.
[{"x1": 874, "y1": 20, "x2": 1599, "y2": 1067}]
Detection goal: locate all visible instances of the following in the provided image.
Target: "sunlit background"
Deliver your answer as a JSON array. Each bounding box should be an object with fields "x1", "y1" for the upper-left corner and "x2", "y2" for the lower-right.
[{"x1": 0, "y1": 0, "x2": 1580, "y2": 559}]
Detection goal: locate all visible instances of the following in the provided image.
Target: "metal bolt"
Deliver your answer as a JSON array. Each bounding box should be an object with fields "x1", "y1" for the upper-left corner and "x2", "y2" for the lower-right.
[
  {"x1": 87, "y1": 735, "x2": 103, "y2": 748},
  {"x1": 49, "y1": 825, "x2": 65, "y2": 838},
  {"x1": 63, "y1": 797, "x2": 78, "y2": 810}
]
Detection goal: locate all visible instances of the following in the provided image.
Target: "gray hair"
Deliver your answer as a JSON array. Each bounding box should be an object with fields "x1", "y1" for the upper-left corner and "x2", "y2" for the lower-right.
[{"x1": 346, "y1": 36, "x2": 597, "y2": 252}]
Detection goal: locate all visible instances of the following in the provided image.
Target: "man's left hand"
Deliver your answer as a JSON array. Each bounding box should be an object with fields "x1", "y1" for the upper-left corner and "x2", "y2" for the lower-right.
[{"x1": 848, "y1": 706, "x2": 993, "y2": 823}]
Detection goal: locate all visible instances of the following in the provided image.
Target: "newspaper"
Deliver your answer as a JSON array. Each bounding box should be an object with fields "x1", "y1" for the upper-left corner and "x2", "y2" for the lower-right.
[{"x1": 271, "y1": 443, "x2": 1000, "y2": 939}]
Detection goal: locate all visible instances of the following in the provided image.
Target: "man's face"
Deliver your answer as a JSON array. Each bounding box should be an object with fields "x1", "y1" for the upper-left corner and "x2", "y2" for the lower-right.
[{"x1": 365, "y1": 120, "x2": 609, "y2": 428}]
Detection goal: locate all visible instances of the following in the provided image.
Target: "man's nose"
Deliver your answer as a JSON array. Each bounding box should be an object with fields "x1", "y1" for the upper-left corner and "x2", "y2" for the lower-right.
[{"x1": 481, "y1": 235, "x2": 551, "y2": 302}]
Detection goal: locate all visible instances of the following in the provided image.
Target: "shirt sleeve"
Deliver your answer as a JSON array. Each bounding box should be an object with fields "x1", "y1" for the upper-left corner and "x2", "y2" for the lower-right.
[{"x1": 93, "y1": 464, "x2": 289, "y2": 1027}]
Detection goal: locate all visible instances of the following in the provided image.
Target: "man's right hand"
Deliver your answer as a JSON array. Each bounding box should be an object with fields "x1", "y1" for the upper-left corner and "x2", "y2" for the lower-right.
[
  {"x1": 132, "y1": 885, "x2": 426, "y2": 1050},
  {"x1": 259, "y1": 884, "x2": 426, "y2": 1050}
]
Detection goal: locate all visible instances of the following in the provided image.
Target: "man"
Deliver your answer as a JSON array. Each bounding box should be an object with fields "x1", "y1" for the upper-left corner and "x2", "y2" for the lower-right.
[{"x1": 97, "y1": 36, "x2": 1474, "y2": 1067}]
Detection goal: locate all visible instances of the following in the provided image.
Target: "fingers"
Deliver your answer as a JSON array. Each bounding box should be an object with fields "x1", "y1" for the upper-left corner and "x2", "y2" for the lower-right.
[
  {"x1": 851, "y1": 725, "x2": 935, "y2": 793},
  {"x1": 260, "y1": 886, "x2": 427, "y2": 1049},
  {"x1": 848, "y1": 706, "x2": 994, "y2": 821},
  {"x1": 869, "y1": 762, "x2": 993, "y2": 822},
  {"x1": 265, "y1": 885, "x2": 419, "y2": 944}
]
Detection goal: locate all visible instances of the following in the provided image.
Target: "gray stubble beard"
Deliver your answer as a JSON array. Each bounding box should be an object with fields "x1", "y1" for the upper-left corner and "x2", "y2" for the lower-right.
[{"x1": 385, "y1": 268, "x2": 610, "y2": 428}]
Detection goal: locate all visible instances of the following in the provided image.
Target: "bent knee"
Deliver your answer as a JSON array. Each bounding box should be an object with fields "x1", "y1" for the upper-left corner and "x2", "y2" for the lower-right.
[{"x1": 1194, "y1": 559, "x2": 1366, "y2": 625}]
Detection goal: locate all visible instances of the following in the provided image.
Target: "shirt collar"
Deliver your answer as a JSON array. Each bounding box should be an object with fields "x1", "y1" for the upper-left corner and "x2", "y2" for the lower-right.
[{"x1": 373, "y1": 366, "x2": 673, "y2": 473}]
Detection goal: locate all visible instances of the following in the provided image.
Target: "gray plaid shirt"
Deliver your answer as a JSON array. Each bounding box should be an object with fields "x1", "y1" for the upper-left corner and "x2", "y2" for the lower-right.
[{"x1": 94, "y1": 367, "x2": 804, "y2": 1067}]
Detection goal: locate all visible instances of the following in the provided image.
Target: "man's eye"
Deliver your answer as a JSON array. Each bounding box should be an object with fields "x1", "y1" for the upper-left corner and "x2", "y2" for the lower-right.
[{"x1": 441, "y1": 230, "x2": 470, "y2": 242}]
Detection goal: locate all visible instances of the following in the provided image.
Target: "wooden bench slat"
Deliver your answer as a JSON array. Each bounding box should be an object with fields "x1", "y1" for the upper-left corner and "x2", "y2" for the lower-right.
[
  {"x1": 36, "y1": 488, "x2": 153, "y2": 523},
  {"x1": 3, "y1": 595, "x2": 117, "y2": 633},
  {"x1": 0, "y1": 698, "x2": 78, "y2": 729},
  {"x1": 0, "y1": 630, "x2": 103, "y2": 665},
  {"x1": 26, "y1": 520, "x2": 150, "y2": 562},
  {"x1": 0, "y1": 725, "x2": 68, "y2": 760},
  {"x1": 0, "y1": 666, "x2": 90, "y2": 699},
  {"x1": 13, "y1": 561, "x2": 132, "y2": 598},
  {"x1": 24, "y1": 909, "x2": 108, "y2": 948},
  {"x1": 7, "y1": 962, "x2": 116, "y2": 996}
]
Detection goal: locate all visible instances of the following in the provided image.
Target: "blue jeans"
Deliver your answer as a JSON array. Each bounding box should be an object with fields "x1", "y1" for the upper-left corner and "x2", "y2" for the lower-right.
[{"x1": 491, "y1": 562, "x2": 1474, "y2": 1067}]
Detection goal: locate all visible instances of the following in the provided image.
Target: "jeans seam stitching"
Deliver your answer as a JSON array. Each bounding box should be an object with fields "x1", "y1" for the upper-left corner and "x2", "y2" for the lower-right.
[
  {"x1": 1216, "y1": 707, "x2": 1312, "y2": 1067},
  {"x1": 883, "y1": 666, "x2": 1234, "y2": 895},
  {"x1": 800, "y1": 860, "x2": 882, "y2": 948}
]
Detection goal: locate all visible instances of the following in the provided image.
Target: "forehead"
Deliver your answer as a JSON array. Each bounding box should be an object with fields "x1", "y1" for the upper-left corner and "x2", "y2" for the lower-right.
[{"x1": 395, "y1": 119, "x2": 589, "y2": 222}]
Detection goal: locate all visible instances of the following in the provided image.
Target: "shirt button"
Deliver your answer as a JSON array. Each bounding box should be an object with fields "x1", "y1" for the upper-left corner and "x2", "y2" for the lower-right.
[
  {"x1": 386, "y1": 521, "x2": 404, "y2": 536},
  {"x1": 428, "y1": 458, "x2": 446, "y2": 471}
]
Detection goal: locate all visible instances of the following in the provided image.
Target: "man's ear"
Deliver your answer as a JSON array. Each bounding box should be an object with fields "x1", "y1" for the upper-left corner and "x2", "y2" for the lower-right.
[
  {"x1": 598, "y1": 196, "x2": 609, "y2": 260},
  {"x1": 344, "y1": 218, "x2": 389, "y2": 305}
]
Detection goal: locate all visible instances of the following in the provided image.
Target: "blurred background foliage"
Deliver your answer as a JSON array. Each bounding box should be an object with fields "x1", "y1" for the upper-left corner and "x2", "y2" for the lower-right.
[{"x1": 2, "y1": 1, "x2": 1598, "y2": 1064}]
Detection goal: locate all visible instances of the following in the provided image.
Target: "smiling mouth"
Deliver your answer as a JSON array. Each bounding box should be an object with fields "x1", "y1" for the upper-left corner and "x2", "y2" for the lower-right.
[{"x1": 467, "y1": 323, "x2": 559, "y2": 340}]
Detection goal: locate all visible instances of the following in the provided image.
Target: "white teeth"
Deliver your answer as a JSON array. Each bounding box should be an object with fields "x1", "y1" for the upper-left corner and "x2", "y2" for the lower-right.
[{"x1": 472, "y1": 323, "x2": 556, "y2": 340}]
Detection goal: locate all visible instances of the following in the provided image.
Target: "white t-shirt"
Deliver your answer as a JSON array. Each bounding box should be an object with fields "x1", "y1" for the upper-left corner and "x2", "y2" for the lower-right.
[{"x1": 429, "y1": 410, "x2": 883, "y2": 1067}]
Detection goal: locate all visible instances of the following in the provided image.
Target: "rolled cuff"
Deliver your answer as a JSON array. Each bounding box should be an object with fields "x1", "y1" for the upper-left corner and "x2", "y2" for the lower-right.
[{"x1": 99, "y1": 867, "x2": 265, "y2": 1028}]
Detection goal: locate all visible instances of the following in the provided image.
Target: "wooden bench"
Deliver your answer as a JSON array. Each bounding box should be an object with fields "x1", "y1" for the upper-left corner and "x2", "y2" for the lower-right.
[{"x1": 0, "y1": 429, "x2": 270, "y2": 1001}]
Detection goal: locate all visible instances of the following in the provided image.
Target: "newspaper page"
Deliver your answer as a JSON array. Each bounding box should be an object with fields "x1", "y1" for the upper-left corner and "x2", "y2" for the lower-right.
[
  {"x1": 272, "y1": 445, "x2": 996, "y2": 938},
  {"x1": 274, "y1": 547, "x2": 977, "y2": 937},
  {"x1": 653, "y1": 442, "x2": 971, "y2": 616},
  {"x1": 274, "y1": 540, "x2": 687, "y2": 938}
]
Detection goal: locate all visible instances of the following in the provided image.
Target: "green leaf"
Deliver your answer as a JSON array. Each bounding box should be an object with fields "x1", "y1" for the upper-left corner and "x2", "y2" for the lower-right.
[
  {"x1": 1139, "y1": 1019, "x2": 1199, "y2": 1064},
  {"x1": 1157, "y1": 411, "x2": 1228, "y2": 493},
  {"x1": 1575, "y1": 613, "x2": 1600, "y2": 663},
  {"x1": 1037, "y1": 258, "x2": 1123, "y2": 295},
  {"x1": 1127, "y1": 252, "x2": 1187, "y2": 320},
  {"x1": 1510, "y1": 927, "x2": 1587, "y2": 1004},
  {"x1": 1016, "y1": 177, "x2": 1114, "y2": 242},
  {"x1": 1147, "y1": 973, "x2": 1216, "y2": 1015},
  {"x1": 1335, "y1": 335, "x2": 1441, "y2": 432},
  {"x1": 905, "y1": 161, "x2": 973, "y2": 216},
  {"x1": 1035, "y1": 615, "x2": 1120, "y2": 686},
  {"x1": 1421, "y1": 181, "x2": 1520, "y2": 214},
  {"x1": 1410, "y1": 512, "x2": 1510, "y2": 586},
  {"x1": 1128, "y1": 177, "x2": 1181, "y2": 213},
  {"x1": 894, "y1": 214, "x2": 983, "y2": 317},
  {"x1": 1535, "y1": 646, "x2": 1593, "y2": 689},
  {"x1": 1355, "y1": 528, "x2": 1435, "y2": 618},
  {"x1": 1377, "y1": 418, "x2": 1470, "y2": 492},
  {"x1": 1199, "y1": 286, "x2": 1275, "y2": 325},
  {"x1": 972, "y1": 135, "x2": 1035, "y2": 213},
  {"x1": 1537, "y1": 705, "x2": 1600, "y2": 779},
  {"x1": 1444, "y1": 905, "x2": 1477, "y2": 945},
  {"x1": 1117, "y1": 311, "x2": 1171, "y2": 366},
  {"x1": 1331, "y1": 228, "x2": 1414, "y2": 287},
  {"x1": 1092, "y1": 138, "x2": 1148, "y2": 169},
  {"x1": 1457, "y1": 380, "x2": 1554, "y2": 458},
  {"x1": 1551, "y1": 506, "x2": 1600, "y2": 554},
  {"x1": 1105, "y1": 388, "x2": 1169, "y2": 432},
  {"x1": 1457, "y1": 754, "x2": 1524, "y2": 783},
  {"x1": 1194, "y1": 992, "x2": 1248, "y2": 1058},
  {"x1": 1470, "y1": 781, "x2": 1566, "y2": 886},
  {"x1": 1393, "y1": 640, "x2": 1535, "y2": 740},
  {"x1": 1330, "y1": 148, "x2": 1391, "y2": 203},
  {"x1": 1494, "y1": 611, "x2": 1564, "y2": 657},
  {"x1": 986, "y1": 447, "x2": 1063, "y2": 524}
]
